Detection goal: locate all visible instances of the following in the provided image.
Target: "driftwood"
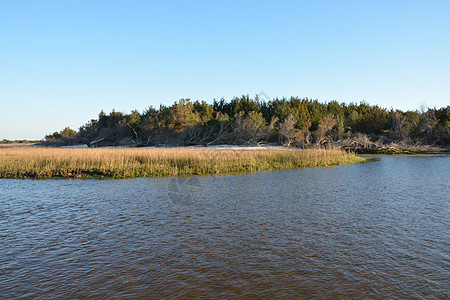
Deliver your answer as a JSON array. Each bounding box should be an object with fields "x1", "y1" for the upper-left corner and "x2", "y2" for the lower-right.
[{"x1": 88, "y1": 137, "x2": 106, "y2": 148}]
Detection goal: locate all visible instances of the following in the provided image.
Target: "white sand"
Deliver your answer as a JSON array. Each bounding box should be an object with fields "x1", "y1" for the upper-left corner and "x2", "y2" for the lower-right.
[{"x1": 62, "y1": 144, "x2": 290, "y2": 150}]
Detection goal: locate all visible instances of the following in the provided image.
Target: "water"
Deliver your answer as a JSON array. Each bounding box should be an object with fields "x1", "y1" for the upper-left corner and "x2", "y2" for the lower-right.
[{"x1": 1, "y1": 155, "x2": 449, "y2": 299}]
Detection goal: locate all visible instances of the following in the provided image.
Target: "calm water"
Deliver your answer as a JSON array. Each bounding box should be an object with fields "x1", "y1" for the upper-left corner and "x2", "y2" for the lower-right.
[{"x1": 1, "y1": 155, "x2": 449, "y2": 299}]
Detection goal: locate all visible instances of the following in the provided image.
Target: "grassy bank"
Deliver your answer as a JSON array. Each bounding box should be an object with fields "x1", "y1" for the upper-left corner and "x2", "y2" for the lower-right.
[{"x1": 0, "y1": 147, "x2": 364, "y2": 179}]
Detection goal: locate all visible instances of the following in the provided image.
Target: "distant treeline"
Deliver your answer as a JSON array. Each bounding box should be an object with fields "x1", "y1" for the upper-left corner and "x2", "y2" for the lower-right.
[
  {"x1": 45, "y1": 96, "x2": 450, "y2": 148},
  {"x1": 1, "y1": 139, "x2": 39, "y2": 144}
]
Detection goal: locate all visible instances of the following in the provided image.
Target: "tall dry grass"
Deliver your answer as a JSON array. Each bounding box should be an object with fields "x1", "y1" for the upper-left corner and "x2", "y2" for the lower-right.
[{"x1": 0, "y1": 147, "x2": 364, "y2": 178}]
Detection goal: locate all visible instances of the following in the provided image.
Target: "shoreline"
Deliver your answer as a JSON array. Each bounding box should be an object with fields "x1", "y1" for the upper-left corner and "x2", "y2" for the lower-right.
[{"x1": 0, "y1": 147, "x2": 364, "y2": 179}]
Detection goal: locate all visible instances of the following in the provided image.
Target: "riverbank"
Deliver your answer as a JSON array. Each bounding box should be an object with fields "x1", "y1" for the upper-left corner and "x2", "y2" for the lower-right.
[{"x1": 0, "y1": 147, "x2": 364, "y2": 179}]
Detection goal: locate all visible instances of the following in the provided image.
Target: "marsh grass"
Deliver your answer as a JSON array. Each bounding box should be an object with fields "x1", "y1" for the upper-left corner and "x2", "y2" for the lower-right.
[{"x1": 0, "y1": 147, "x2": 364, "y2": 179}]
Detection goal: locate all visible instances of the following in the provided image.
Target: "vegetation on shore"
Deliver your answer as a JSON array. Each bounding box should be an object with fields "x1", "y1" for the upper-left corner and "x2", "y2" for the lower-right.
[
  {"x1": 0, "y1": 139, "x2": 39, "y2": 145},
  {"x1": 0, "y1": 147, "x2": 364, "y2": 179},
  {"x1": 44, "y1": 96, "x2": 449, "y2": 150}
]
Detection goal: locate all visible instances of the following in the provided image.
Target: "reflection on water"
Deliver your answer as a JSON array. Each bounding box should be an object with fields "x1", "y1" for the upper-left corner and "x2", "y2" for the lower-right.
[{"x1": 0, "y1": 155, "x2": 449, "y2": 298}]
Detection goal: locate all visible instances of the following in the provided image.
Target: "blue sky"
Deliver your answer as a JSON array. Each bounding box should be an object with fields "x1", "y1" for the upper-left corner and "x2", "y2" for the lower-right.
[{"x1": 1, "y1": 0, "x2": 449, "y2": 140}]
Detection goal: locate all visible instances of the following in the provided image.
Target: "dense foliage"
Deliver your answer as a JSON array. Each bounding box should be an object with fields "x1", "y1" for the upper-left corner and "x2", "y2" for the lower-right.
[{"x1": 46, "y1": 96, "x2": 449, "y2": 148}]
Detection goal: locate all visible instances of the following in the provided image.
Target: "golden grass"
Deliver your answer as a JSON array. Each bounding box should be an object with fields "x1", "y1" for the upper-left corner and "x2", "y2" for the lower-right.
[{"x1": 0, "y1": 146, "x2": 364, "y2": 179}]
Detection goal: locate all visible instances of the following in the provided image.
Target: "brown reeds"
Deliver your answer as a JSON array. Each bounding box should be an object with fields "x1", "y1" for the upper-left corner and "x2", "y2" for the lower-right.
[{"x1": 0, "y1": 146, "x2": 364, "y2": 179}]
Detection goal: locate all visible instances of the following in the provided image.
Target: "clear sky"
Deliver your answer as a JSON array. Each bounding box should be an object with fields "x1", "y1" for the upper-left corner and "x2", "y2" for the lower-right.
[{"x1": 1, "y1": 0, "x2": 449, "y2": 140}]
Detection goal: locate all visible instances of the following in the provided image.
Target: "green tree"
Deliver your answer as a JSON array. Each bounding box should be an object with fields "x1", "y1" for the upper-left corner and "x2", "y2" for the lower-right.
[
  {"x1": 169, "y1": 99, "x2": 200, "y2": 133},
  {"x1": 61, "y1": 127, "x2": 77, "y2": 139}
]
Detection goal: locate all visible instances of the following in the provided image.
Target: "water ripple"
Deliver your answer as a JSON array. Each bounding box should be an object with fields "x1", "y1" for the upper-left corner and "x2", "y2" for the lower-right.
[{"x1": 0, "y1": 156, "x2": 449, "y2": 298}]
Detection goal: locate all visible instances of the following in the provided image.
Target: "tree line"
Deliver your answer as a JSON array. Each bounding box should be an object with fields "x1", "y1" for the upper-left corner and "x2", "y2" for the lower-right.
[{"x1": 45, "y1": 96, "x2": 449, "y2": 148}]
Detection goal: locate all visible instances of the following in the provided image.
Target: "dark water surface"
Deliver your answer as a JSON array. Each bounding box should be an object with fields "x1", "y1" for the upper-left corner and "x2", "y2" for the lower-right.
[{"x1": 1, "y1": 155, "x2": 449, "y2": 299}]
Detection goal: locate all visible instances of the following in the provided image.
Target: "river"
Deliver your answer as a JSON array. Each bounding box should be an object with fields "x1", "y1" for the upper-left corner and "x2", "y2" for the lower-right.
[{"x1": 0, "y1": 155, "x2": 449, "y2": 298}]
